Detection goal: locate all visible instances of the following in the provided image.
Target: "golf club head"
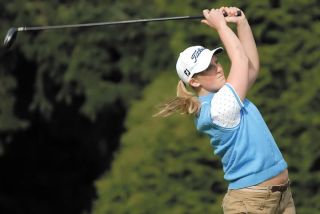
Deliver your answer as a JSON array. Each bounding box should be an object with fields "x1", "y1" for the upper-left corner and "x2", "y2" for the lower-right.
[{"x1": 3, "y1": 27, "x2": 18, "y2": 49}]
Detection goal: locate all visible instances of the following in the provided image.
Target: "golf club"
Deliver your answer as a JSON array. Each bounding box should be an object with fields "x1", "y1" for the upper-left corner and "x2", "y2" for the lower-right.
[{"x1": 3, "y1": 11, "x2": 241, "y2": 49}]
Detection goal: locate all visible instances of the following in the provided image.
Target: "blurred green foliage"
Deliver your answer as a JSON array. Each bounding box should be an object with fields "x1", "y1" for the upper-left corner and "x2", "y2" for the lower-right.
[{"x1": 0, "y1": 0, "x2": 319, "y2": 213}]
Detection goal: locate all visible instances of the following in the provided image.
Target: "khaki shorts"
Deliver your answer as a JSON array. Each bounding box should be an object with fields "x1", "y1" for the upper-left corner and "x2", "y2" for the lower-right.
[{"x1": 222, "y1": 182, "x2": 295, "y2": 214}]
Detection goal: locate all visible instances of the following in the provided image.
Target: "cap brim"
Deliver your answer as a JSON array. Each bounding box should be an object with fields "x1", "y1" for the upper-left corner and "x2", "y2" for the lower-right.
[
  {"x1": 192, "y1": 47, "x2": 223, "y2": 75},
  {"x1": 212, "y1": 47, "x2": 223, "y2": 55}
]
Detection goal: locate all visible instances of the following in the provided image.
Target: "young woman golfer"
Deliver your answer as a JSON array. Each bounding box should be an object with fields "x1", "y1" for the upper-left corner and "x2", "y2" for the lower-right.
[{"x1": 155, "y1": 7, "x2": 295, "y2": 213}]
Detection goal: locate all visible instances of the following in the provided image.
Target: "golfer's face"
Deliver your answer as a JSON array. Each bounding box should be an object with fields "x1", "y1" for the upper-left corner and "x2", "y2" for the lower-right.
[{"x1": 195, "y1": 56, "x2": 225, "y2": 91}]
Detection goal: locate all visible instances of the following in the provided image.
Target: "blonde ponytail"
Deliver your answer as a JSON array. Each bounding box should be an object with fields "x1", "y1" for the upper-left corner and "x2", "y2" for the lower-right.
[{"x1": 153, "y1": 80, "x2": 201, "y2": 117}]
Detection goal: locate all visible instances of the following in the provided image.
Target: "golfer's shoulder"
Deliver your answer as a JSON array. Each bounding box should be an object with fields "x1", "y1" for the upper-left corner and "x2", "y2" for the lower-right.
[{"x1": 210, "y1": 85, "x2": 242, "y2": 128}]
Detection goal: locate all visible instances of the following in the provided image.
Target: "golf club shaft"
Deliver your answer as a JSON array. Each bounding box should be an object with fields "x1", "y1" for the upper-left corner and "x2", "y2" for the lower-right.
[
  {"x1": 17, "y1": 15, "x2": 204, "y2": 32},
  {"x1": 4, "y1": 11, "x2": 241, "y2": 49}
]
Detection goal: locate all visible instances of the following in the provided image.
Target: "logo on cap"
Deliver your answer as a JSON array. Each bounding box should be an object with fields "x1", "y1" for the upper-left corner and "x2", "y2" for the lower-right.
[
  {"x1": 191, "y1": 47, "x2": 205, "y2": 63},
  {"x1": 184, "y1": 69, "x2": 191, "y2": 77}
]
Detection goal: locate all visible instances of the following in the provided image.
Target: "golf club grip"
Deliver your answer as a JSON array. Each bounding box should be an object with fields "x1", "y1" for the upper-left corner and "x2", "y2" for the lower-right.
[
  {"x1": 224, "y1": 10, "x2": 242, "y2": 17},
  {"x1": 189, "y1": 10, "x2": 241, "y2": 19}
]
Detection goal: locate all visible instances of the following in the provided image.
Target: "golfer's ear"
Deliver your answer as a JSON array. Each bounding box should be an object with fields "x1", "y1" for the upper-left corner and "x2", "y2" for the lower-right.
[{"x1": 189, "y1": 78, "x2": 200, "y2": 87}]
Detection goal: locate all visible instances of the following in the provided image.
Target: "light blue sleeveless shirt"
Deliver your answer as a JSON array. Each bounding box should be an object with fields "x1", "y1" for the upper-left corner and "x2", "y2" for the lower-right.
[{"x1": 195, "y1": 85, "x2": 287, "y2": 189}]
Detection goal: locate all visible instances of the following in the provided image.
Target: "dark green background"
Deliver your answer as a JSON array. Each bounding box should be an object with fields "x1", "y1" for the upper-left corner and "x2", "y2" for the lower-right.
[{"x1": 0, "y1": 0, "x2": 319, "y2": 213}]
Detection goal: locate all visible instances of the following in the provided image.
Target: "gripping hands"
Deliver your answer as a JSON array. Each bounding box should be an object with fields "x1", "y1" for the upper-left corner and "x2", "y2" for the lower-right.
[{"x1": 201, "y1": 7, "x2": 244, "y2": 30}]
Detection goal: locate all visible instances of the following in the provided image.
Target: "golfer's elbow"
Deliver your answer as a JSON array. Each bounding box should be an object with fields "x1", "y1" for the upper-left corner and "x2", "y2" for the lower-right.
[
  {"x1": 252, "y1": 61, "x2": 260, "y2": 76},
  {"x1": 248, "y1": 60, "x2": 260, "y2": 88}
]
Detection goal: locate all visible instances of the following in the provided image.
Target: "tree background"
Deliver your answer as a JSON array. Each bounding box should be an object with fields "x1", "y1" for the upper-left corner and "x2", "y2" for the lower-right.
[{"x1": 0, "y1": 0, "x2": 319, "y2": 213}]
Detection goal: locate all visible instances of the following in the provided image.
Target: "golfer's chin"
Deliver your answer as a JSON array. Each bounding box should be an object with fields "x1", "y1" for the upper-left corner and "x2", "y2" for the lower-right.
[
  {"x1": 217, "y1": 79, "x2": 226, "y2": 89},
  {"x1": 211, "y1": 81, "x2": 226, "y2": 92},
  {"x1": 221, "y1": 78, "x2": 226, "y2": 85}
]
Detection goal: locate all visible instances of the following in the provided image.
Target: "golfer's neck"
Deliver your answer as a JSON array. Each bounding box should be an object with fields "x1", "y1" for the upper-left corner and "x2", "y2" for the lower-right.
[{"x1": 196, "y1": 88, "x2": 211, "y2": 96}]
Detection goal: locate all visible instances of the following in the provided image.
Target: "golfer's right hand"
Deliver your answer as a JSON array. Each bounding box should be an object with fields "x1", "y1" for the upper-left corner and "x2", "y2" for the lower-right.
[{"x1": 201, "y1": 8, "x2": 227, "y2": 30}]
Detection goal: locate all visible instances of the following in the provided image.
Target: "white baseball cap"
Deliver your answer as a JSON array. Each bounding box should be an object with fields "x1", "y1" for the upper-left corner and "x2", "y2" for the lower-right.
[{"x1": 176, "y1": 46, "x2": 223, "y2": 84}]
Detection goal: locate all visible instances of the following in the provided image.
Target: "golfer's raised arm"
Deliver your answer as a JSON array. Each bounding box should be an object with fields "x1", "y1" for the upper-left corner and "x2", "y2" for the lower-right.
[
  {"x1": 202, "y1": 9, "x2": 249, "y2": 101},
  {"x1": 236, "y1": 17, "x2": 260, "y2": 88},
  {"x1": 222, "y1": 7, "x2": 260, "y2": 89}
]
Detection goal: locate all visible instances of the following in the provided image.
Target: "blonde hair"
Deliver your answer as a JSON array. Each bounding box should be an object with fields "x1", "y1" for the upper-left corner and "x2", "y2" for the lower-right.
[{"x1": 154, "y1": 80, "x2": 201, "y2": 117}]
